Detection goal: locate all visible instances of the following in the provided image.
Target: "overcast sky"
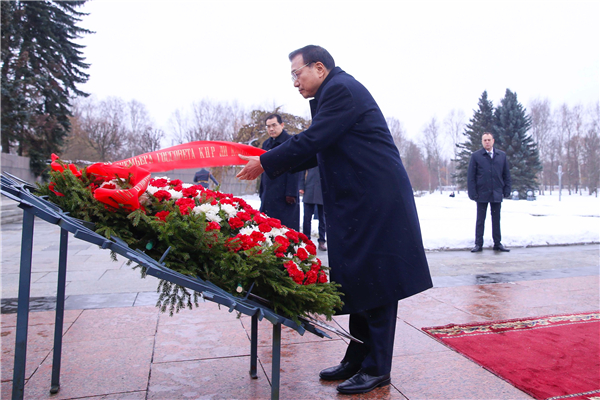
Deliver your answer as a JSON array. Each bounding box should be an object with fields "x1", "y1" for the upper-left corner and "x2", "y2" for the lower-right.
[{"x1": 75, "y1": 0, "x2": 599, "y2": 145}]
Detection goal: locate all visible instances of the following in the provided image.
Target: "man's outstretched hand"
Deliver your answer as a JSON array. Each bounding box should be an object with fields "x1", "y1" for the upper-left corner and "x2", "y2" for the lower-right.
[{"x1": 236, "y1": 155, "x2": 264, "y2": 180}]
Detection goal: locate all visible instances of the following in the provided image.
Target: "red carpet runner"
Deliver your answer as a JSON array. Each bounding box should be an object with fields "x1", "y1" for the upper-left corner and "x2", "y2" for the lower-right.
[{"x1": 423, "y1": 311, "x2": 600, "y2": 400}]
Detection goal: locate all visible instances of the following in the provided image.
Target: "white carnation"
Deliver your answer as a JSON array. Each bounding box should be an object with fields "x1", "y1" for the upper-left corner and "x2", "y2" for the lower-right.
[
  {"x1": 168, "y1": 189, "x2": 183, "y2": 200},
  {"x1": 220, "y1": 203, "x2": 237, "y2": 218}
]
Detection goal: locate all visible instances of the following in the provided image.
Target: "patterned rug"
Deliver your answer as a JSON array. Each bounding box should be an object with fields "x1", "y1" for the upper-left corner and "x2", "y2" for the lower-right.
[{"x1": 422, "y1": 311, "x2": 600, "y2": 400}]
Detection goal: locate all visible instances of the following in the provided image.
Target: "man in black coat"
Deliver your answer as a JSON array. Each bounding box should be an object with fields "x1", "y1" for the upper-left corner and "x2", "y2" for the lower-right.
[
  {"x1": 467, "y1": 132, "x2": 512, "y2": 252},
  {"x1": 258, "y1": 114, "x2": 300, "y2": 231},
  {"x1": 299, "y1": 166, "x2": 327, "y2": 251},
  {"x1": 238, "y1": 45, "x2": 432, "y2": 395}
]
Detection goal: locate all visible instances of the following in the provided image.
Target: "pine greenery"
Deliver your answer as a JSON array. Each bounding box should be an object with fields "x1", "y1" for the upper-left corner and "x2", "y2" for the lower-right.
[
  {"x1": 493, "y1": 89, "x2": 542, "y2": 198},
  {"x1": 1, "y1": 1, "x2": 91, "y2": 177},
  {"x1": 454, "y1": 91, "x2": 495, "y2": 188},
  {"x1": 37, "y1": 166, "x2": 343, "y2": 322}
]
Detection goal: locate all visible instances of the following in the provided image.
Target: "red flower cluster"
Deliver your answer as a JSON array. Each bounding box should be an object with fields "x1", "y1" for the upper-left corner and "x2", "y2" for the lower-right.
[
  {"x1": 273, "y1": 236, "x2": 291, "y2": 257},
  {"x1": 206, "y1": 221, "x2": 221, "y2": 231},
  {"x1": 153, "y1": 190, "x2": 171, "y2": 202},
  {"x1": 155, "y1": 211, "x2": 170, "y2": 222},
  {"x1": 284, "y1": 260, "x2": 305, "y2": 284},
  {"x1": 226, "y1": 231, "x2": 266, "y2": 252},
  {"x1": 175, "y1": 198, "x2": 196, "y2": 215}
]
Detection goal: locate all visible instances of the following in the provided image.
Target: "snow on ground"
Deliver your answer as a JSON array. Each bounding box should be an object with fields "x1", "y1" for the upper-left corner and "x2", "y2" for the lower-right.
[{"x1": 241, "y1": 191, "x2": 600, "y2": 251}]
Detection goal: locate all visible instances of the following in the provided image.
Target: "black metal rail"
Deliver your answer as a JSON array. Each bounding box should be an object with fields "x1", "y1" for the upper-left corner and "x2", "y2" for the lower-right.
[{"x1": 1, "y1": 173, "x2": 331, "y2": 400}]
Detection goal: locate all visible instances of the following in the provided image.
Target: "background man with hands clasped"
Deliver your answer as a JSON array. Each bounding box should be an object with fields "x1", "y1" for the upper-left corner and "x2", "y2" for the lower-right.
[
  {"x1": 237, "y1": 45, "x2": 432, "y2": 395},
  {"x1": 468, "y1": 132, "x2": 512, "y2": 253}
]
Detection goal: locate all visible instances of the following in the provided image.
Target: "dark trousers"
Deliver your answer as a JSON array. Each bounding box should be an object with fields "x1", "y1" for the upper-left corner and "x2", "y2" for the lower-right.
[
  {"x1": 475, "y1": 202, "x2": 502, "y2": 246},
  {"x1": 303, "y1": 202, "x2": 326, "y2": 243},
  {"x1": 342, "y1": 302, "x2": 398, "y2": 376}
]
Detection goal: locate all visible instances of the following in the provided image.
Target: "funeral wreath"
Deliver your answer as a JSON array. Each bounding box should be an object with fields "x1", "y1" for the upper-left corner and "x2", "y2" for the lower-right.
[{"x1": 38, "y1": 156, "x2": 343, "y2": 321}]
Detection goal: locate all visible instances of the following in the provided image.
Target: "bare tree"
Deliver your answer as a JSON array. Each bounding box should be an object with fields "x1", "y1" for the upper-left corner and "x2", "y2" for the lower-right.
[
  {"x1": 68, "y1": 96, "x2": 128, "y2": 162},
  {"x1": 126, "y1": 99, "x2": 164, "y2": 156},
  {"x1": 444, "y1": 109, "x2": 465, "y2": 191},
  {"x1": 529, "y1": 98, "x2": 553, "y2": 194},
  {"x1": 420, "y1": 117, "x2": 444, "y2": 193},
  {"x1": 167, "y1": 99, "x2": 248, "y2": 145},
  {"x1": 386, "y1": 117, "x2": 407, "y2": 156},
  {"x1": 583, "y1": 102, "x2": 600, "y2": 196}
]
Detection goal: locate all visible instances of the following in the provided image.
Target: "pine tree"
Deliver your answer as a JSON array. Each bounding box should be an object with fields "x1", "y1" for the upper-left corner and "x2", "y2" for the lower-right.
[
  {"x1": 453, "y1": 91, "x2": 495, "y2": 189},
  {"x1": 493, "y1": 89, "x2": 542, "y2": 199},
  {"x1": 1, "y1": 1, "x2": 91, "y2": 177}
]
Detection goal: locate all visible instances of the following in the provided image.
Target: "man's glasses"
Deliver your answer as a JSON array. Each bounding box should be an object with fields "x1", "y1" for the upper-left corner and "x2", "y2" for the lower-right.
[{"x1": 291, "y1": 62, "x2": 313, "y2": 82}]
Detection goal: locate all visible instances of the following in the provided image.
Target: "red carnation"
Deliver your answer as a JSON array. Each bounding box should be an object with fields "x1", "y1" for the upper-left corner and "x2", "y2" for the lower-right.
[
  {"x1": 236, "y1": 211, "x2": 251, "y2": 221},
  {"x1": 274, "y1": 236, "x2": 290, "y2": 253},
  {"x1": 254, "y1": 215, "x2": 267, "y2": 224},
  {"x1": 172, "y1": 184, "x2": 183, "y2": 192},
  {"x1": 206, "y1": 221, "x2": 221, "y2": 231},
  {"x1": 249, "y1": 231, "x2": 266, "y2": 243},
  {"x1": 298, "y1": 232, "x2": 309, "y2": 242},
  {"x1": 285, "y1": 230, "x2": 299, "y2": 243},
  {"x1": 170, "y1": 179, "x2": 183, "y2": 186},
  {"x1": 153, "y1": 190, "x2": 172, "y2": 202},
  {"x1": 296, "y1": 247, "x2": 309, "y2": 261},
  {"x1": 268, "y1": 218, "x2": 282, "y2": 229},
  {"x1": 182, "y1": 187, "x2": 198, "y2": 197},
  {"x1": 305, "y1": 243, "x2": 317, "y2": 256},
  {"x1": 258, "y1": 222, "x2": 272, "y2": 233},
  {"x1": 318, "y1": 272, "x2": 328, "y2": 284},
  {"x1": 175, "y1": 198, "x2": 195, "y2": 215},
  {"x1": 228, "y1": 217, "x2": 244, "y2": 229},
  {"x1": 305, "y1": 270, "x2": 318, "y2": 285},
  {"x1": 150, "y1": 178, "x2": 168, "y2": 187},
  {"x1": 155, "y1": 211, "x2": 170, "y2": 222}
]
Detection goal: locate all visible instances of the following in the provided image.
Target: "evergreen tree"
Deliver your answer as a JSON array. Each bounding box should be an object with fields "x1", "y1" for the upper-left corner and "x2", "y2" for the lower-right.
[
  {"x1": 453, "y1": 91, "x2": 495, "y2": 189},
  {"x1": 1, "y1": 1, "x2": 91, "y2": 177},
  {"x1": 493, "y1": 89, "x2": 542, "y2": 198}
]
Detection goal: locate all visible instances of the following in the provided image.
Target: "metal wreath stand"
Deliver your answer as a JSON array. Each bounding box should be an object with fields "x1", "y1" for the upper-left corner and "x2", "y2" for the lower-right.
[{"x1": 1, "y1": 173, "x2": 357, "y2": 400}]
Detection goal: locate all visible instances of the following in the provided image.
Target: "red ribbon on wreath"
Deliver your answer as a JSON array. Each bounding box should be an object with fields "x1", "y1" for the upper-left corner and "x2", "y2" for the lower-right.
[{"x1": 50, "y1": 141, "x2": 265, "y2": 211}]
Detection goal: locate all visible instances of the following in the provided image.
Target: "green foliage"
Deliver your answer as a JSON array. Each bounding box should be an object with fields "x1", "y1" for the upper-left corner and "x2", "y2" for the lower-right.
[
  {"x1": 454, "y1": 91, "x2": 495, "y2": 189},
  {"x1": 493, "y1": 89, "x2": 541, "y2": 198},
  {"x1": 37, "y1": 166, "x2": 343, "y2": 322},
  {"x1": 1, "y1": 1, "x2": 91, "y2": 176}
]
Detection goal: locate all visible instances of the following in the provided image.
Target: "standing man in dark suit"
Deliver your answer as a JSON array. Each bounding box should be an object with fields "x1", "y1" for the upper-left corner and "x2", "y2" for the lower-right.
[
  {"x1": 468, "y1": 132, "x2": 512, "y2": 252},
  {"x1": 237, "y1": 45, "x2": 432, "y2": 395},
  {"x1": 258, "y1": 114, "x2": 300, "y2": 231},
  {"x1": 299, "y1": 166, "x2": 327, "y2": 251}
]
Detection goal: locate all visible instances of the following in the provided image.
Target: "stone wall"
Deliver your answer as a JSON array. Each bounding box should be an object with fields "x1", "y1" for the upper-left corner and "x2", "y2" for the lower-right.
[
  {"x1": 1, "y1": 153, "x2": 38, "y2": 184},
  {"x1": 151, "y1": 166, "x2": 259, "y2": 196}
]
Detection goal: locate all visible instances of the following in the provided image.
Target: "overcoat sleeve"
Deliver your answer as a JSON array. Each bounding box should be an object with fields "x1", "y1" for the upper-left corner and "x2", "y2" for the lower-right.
[
  {"x1": 261, "y1": 83, "x2": 360, "y2": 179},
  {"x1": 284, "y1": 171, "x2": 299, "y2": 198},
  {"x1": 502, "y1": 154, "x2": 511, "y2": 197},
  {"x1": 467, "y1": 154, "x2": 478, "y2": 200}
]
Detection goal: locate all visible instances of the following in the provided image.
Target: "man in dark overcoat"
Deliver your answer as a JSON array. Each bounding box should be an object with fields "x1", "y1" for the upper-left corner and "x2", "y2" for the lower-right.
[
  {"x1": 467, "y1": 132, "x2": 512, "y2": 252},
  {"x1": 258, "y1": 114, "x2": 300, "y2": 231},
  {"x1": 237, "y1": 45, "x2": 432, "y2": 395},
  {"x1": 299, "y1": 166, "x2": 327, "y2": 251}
]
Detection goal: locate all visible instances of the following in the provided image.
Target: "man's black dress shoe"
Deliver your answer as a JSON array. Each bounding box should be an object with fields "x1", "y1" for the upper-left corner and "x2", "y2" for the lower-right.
[
  {"x1": 337, "y1": 371, "x2": 391, "y2": 394},
  {"x1": 494, "y1": 243, "x2": 510, "y2": 252},
  {"x1": 470, "y1": 245, "x2": 483, "y2": 252},
  {"x1": 319, "y1": 362, "x2": 361, "y2": 381}
]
